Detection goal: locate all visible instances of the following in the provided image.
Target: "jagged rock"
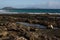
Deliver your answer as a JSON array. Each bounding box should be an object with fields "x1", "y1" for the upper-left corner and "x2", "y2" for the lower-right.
[
  {"x1": 6, "y1": 23, "x2": 17, "y2": 30},
  {"x1": 0, "y1": 14, "x2": 59, "y2": 40},
  {"x1": 16, "y1": 36, "x2": 27, "y2": 40}
]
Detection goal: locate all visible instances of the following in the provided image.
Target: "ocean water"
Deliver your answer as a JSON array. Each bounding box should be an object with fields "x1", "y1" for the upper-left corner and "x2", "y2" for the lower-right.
[
  {"x1": 0, "y1": 9, "x2": 60, "y2": 14},
  {"x1": 16, "y1": 22, "x2": 58, "y2": 29},
  {"x1": 8, "y1": 9, "x2": 60, "y2": 13},
  {"x1": 16, "y1": 22, "x2": 46, "y2": 29}
]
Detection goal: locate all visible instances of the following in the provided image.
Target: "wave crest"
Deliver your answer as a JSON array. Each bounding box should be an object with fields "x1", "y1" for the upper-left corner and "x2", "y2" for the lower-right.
[{"x1": 0, "y1": 10, "x2": 18, "y2": 14}]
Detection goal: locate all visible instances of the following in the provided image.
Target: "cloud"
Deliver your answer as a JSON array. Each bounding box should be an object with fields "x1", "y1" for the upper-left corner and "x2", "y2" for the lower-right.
[{"x1": 49, "y1": 1, "x2": 60, "y2": 9}]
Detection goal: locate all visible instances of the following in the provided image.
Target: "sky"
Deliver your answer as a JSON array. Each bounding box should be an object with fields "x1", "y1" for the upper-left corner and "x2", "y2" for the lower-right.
[{"x1": 0, "y1": 0, "x2": 60, "y2": 9}]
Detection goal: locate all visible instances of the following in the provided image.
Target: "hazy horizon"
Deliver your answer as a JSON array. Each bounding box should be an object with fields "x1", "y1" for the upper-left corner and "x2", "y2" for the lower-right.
[{"x1": 0, "y1": 0, "x2": 60, "y2": 9}]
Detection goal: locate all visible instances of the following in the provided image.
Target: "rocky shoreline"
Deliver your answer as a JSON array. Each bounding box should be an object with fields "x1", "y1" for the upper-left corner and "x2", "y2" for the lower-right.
[
  {"x1": 0, "y1": 14, "x2": 60, "y2": 40},
  {"x1": 0, "y1": 14, "x2": 60, "y2": 28},
  {"x1": 0, "y1": 22, "x2": 60, "y2": 40}
]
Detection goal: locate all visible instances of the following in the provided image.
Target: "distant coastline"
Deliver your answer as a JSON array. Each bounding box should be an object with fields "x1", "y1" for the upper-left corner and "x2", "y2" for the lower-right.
[{"x1": 0, "y1": 7, "x2": 60, "y2": 13}]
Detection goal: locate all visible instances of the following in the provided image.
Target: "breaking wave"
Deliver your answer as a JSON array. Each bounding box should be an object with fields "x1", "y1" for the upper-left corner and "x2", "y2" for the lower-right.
[
  {"x1": 0, "y1": 10, "x2": 18, "y2": 14},
  {"x1": 0, "y1": 10, "x2": 60, "y2": 14}
]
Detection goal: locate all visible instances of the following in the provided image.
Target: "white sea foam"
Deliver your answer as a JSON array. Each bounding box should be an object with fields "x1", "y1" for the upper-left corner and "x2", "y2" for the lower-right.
[
  {"x1": 28, "y1": 13, "x2": 46, "y2": 14},
  {"x1": 0, "y1": 10, "x2": 60, "y2": 14},
  {"x1": 0, "y1": 10, "x2": 18, "y2": 14},
  {"x1": 0, "y1": 10, "x2": 6, "y2": 12}
]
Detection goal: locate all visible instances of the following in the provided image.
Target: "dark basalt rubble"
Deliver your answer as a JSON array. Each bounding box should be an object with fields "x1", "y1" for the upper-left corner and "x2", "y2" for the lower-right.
[
  {"x1": 0, "y1": 14, "x2": 60, "y2": 40},
  {"x1": 0, "y1": 14, "x2": 60, "y2": 28},
  {"x1": 0, "y1": 22, "x2": 60, "y2": 40}
]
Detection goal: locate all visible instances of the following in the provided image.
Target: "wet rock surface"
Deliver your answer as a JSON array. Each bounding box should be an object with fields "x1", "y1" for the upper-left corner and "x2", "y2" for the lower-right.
[
  {"x1": 0, "y1": 22, "x2": 59, "y2": 40},
  {"x1": 0, "y1": 14, "x2": 60, "y2": 28},
  {"x1": 0, "y1": 14, "x2": 60, "y2": 40}
]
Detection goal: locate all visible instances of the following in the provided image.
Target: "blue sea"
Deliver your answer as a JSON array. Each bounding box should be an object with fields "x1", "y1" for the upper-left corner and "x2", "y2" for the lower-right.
[
  {"x1": 7, "y1": 9, "x2": 60, "y2": 13},
  {"x1": 0, "y1": 9, "x2": 60, "y2": 14}
]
